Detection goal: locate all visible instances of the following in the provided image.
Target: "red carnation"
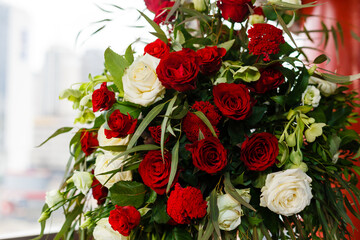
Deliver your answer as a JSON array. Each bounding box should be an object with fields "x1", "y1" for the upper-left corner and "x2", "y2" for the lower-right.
[
  {"x1": 248, "y1": 23, "x2": 285, "y2": 62},
  {"x1": 148, "y1": 125, "x2": 170, "y2": 144},
  {"x1": 144, "y1": 39, "x2": 170, "y2": 59},
  {"x1": 109, "y1": 205, "x2": 141, "y2": 236},
  {"x1": 196, "y1": 46, "x2": 226, "y2": 76},
  {"x1": 191, "y1": 101, "x2": 222, "y2": 126},
  {"x1": 105, "y1": 110, "x2": 137, "y2": 139},
  {"x1": 213, "y1": 83, "x2": 254, "y2": 120},
  {"x1": 250, "y1": 67, "x2": 285, "y2": 94},
  {"x1": 253, "y1": 7, "x2": 264, "y2": 16},
  {"x1": 240, "y1": 132, "x2": 279, "y2": 171},
  {"x1": 217, "y1": 0, "x2": 253, "y2": 23},
  {"x1": 182, "y1": 112, "x2": 220, "y2": 142},
  {"x1": 156, "y1": 49, "x2": 199, "y2": 92},
  {"x1": 186, "y1": 136, "x2": 227, "y2": 174},
  {"x1": 92, "y1": 83, "x2": 116, "y2": 112},
  {"x1": 80, "y1": 130, "x2": 99, "y2": 156},
  {"x1": 138, "y1": 150, "x2": 178, "y2": 195},
  {"x1": 167, "y1": 184, "x2": 207, "y2": 224},
  {"x1": 91, "y1": 177, "x2": 108, "y2": 205},
  {"x1": 154, "y1": 1, "x2": 175, "y2": 25},
  {"x1": 144, "y1": 0, "x2": 169, "y2": 13}
]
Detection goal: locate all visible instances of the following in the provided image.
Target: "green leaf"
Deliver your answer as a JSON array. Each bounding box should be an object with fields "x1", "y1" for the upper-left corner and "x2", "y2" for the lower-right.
[
  {"x1": 97, "y1": 145, "x2": 127, "y2": 152},
  {"x1": 152, "y1": 198, "x2": 171, "y2": 224},
  {"x1": 161, "y1": 93, "x2": 178, "y2": 158},
  {"x1": 210, "y1": 189, "x2": 221, "y2": 238},
  {"x1": 110, "y1": 181, "x2": 147, "y2": 208},
  {"x1": 199, "y1": 219, "x2": 214, "y2": 240},
  {"x1": 165, "y1": 0, "x2": 181, "y2": 22},
  {"x1": 111, "y1": 144, "x2": 160, "y2": 164},
  {"x1": 146, "y1": 190, "x2": 157, "y2": 204},
  {"x1": 218, "y1": 39, "x2": 235, "y2": 52},
  {"x1": 194, "y1": 111, "x2": 217, "y2": 138},
  {"x1": 313, "y1": 54, "x2": 328, "y2": 64},
  {"x1": 36, "y1": 127, "x2": 73, "y2": 147},
  {"x1": 166, "y1": 227, "x2": 193, "y2": 240},
  {"x1": 124, "y1": 44, "x2": 134, "y2": 64},
  {"x1": 113, "y1": 101, "x2": 142, "y2": 118},
  {"x1": 322, "y1": 72, "x2": 360, "y2": 83},
  {"x1": 274, "y1": 8, "x2": 298, "y2": 50},
  {"x1": 166, "y1": 139, "x2": 179, "y2": 193},
  {"x1": 54, "y1": 204, "x2": 84, "y2": 240},
  {"x1": 31, "y1": 205, "x2": 49, "y2": 240},
  {"x1": 245, "y1": 106, "x2": 267, "y2": 126},
  {"x1": 104, "y1": 47, "x2": 130, "y2": 95},
  {"x1": 138, "y1": 11, "x2": 168, "y2": 44},
  {"x1": 351, "y1": 30, "x2": 360, "y2": 42}
]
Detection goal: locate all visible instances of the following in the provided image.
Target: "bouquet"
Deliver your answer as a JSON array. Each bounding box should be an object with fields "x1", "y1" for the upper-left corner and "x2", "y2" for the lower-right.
[{"x1": 36, "y1": 0, "x2": 360, "y2": 239}]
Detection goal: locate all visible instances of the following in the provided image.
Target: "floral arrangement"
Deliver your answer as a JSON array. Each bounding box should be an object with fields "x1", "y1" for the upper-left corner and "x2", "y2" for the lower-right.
[{"x1": 36, "y1": 0, "x2": 360, "y2": 239}]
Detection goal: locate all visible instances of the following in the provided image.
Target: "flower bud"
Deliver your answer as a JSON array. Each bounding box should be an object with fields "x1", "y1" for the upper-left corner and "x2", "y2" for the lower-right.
[
  {"x1": 286, "y1": 132, "x2": 296, "y2": 147},
  {"x1": 45, "y1": 189, "x2": 64, "y2": 208},
  {"x1": 80, "y1": 218, "x2": 93, "y2": 229},
  {"x1": 38, "y1": 211, "x2": 50, "y2": 222},
  {"x1": 193, "y1": 0, "x2": 207, "y2": 12},
  {"x1": 290, "y1": 149, "x2": 302, "y2": 165},
  {"x1": 67, "y1": 171, "x2": 93, "y2": 195},
  {"x1": 308, "y1": 65, "x2": 317, "y2": 76},
  {"x1": 249, "y1": 14, "x2": 265, "y2": 25}
]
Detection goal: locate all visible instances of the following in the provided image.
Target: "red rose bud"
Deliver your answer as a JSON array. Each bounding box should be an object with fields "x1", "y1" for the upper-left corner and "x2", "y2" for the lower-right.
[
  {"x1": 92, "y1": 82, "x2": 116, "y2": 112},
  {"x1": 91, "y1": 177, "x2": 108, "y2": 205},
  {"x1": 250, "y1": 67, "x2": 285, "y2": 94},
  {"x1": 156, "y1": 49, "x2": 199, "y2": 92},
  {"x1": 213, "y1": 83, "x2": 254, "y2": 120},
  {"x1": 138, "y1": 150, "x2": 178, "y2": 195},
  {"x1": 148, "y1": 125, "x2": 170, "y2": 144},
  {"x1": 167, "y1": 183, "x2": 207, "y2": 224},
  {"x1": 186, "y1": 137, "x2": 227, "y2": 174},
  {"x1": 217, "y1": 0, "x2": 253, "y2": 23},
  {"x1": 248, "y1": 23, "x2": 285, "y2": 62},
  {"x1": 154, "y1": 1, "x2": 175, "y2": 25},
  {"x1": 109, "y1": 205, "x2": 141, "y2": 236},
  {"x1": 104, "y1": 110, "x2": 137, "y2": 139},
  {"x1": 253, "y1": 7, "x2": 264, "y2": 16},
  {"x1": 240, "y1": 132, "x2": 279, "y2": 171},
  {"x1": 196, "y1": 46, "x2": 226, "y2": 76},
  {"x1": 182, "y1": 112, "x2": 220, "y2": 142},
  {"x1": 144, "y1": 0, "x2": 170, "y2": 13},
  {"x1": 144, "y1": 39, "x2": 170, "y2": 59},
  {"x1": 80, "y1": 130, "x2": 99, "y2": 156}
]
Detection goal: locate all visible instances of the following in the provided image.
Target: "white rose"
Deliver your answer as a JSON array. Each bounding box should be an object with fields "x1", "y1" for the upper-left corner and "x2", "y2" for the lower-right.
[
  {"x1": 45, "y1": 189, "x2": 64, "y2": 208},
  {"x1": 260, "y1": 169, "x2": 313, "y2": 216},
  {"x1": 302, "y1": 85, "x2": 321, "y2": 107},
  {"x1": 67, "y1": 171, "x2": 93, "y2": 195},
  {"x1": 93, "y1": 218, "x2": 128, "y2": 240},
  {"x1": 217, "y1": 189, "x2": 251, "y2": 231},
  {"x1": 95, "y1": 151, "x2": 132, "y2": 188},
  {"x1": 122, "y1": 54, "x2": 165, "y2": 107},
  {"x1": 249, "y1": 14, "x2": 265, "y2": 25},
  {"x1": 98, "y1": 124, "x2": 130, "y2": 147},
  {"x1": 309, "y1": 76, "x2": 337, "y2": 97}
]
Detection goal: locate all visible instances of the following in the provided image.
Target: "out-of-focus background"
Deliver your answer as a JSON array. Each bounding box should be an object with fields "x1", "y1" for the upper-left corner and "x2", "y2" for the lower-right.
[{"x1": 0, "y1": 0, "x2": 151, "y2": 237}]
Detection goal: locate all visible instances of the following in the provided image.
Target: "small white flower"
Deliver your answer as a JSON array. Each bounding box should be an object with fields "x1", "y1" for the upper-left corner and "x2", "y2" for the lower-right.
[
  {"x1": 260, "y1": 169, "x2": 313, "y2": 216},
  {"x1": 123, "y1": 54, "x2": 165, "y2": 107},
  {"x1": 67, "y1": 171, "x2": 93, "y2": 195},
  {"x1": 305, "y1": 123, "x2": 326, "y2": 143},
  {"x1": 45, "y1": 189, "x2": 64, "y2": 208},
  {"x1": 249, "y1": 14, "x2": 265, "y2": 25},
  {"x1": 302, "y1": 85, "x2": 321, "y2": 107},
  {"x1": 93, "y1": 218, "x2": 128, "y2": 240},
  {"x1": 98, "y1": 124, "x2": 131, "y2": 147},
  {"x1": 309, "y1": 76, "x2": 337, "y2": 97}
]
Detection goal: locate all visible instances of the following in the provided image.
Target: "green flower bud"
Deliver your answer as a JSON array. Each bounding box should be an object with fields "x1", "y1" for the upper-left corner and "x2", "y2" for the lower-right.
[
  {"x1": 290, "y1": 149, "x2": 303, "y2": 165},
  {"x1": 80, "y1": 218, "x2": 93, "y2": 229},
  {"x1": 38, "y1": 210, "x2": 50, "y2": 222},
  {"x1": 286, "y1": 132, "x2": 297, "y2": 147},
  {"x1": 193, "y1": 0, "x2": 207, "y2": 12},
  {"x1": 308, "y1": 65, "x2": 317, "y2": 76}
]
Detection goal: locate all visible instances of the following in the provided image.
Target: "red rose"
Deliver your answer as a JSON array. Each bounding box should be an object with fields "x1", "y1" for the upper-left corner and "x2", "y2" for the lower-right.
[
  {"x1": 109, "y1": 205, "x2": 141, "y2": 236},
  {"x1": 196, "y1": 46, "x2": 226, "y2": 76},
  {"x1": 240, "y1": 132, "x2": 279, "y2": 171},
  {"x1": 92, "y1": 83, "x2": 116, "y2": 112},
  {"x1": 138, "y1": 150, "x2": 178, "y2": 195},
  {"x1": 156, "y1": 49, "x2": 199, "y2": 92},
  {"x1": 213, "y1": 83, "x2": 254, "y2": 120},
  {"x1": 182, "y1": 112, "x2": 220, "y2": 142},
  {"x1": 80, "y1": 130, "x2": 99, "y2": 156},
  {"x1": 167, "y1": 183, "x2": 207, "y2": 224},
  {"x1": 248, "y1": 23, "x2": 285, "y2": 61},
  {"x1": 217, "y1": 0, "x2": 253, "y2": 23},
  {"x1": 148, "y1": 125, "x2": 170, "y2": 144},
  {"x1": 144, "y1": 0, "x2": 169, "y2": 13},
  {"x1": 91, "y1": 177, "x2": 108, "y2": 205},
  {"x1": 250, "y1": 67, "x2": 285, "y2": 94},
  {"x1": 186, "y1": 136, "x2": 227, "y2": 174},
  {"x1": 104, "y1": 110, "x2": 137, "y2": 139},
  {"x1": 144, "y1": 39, "x2": 170, "y2": 59},
  {"x1": 154, "y1": 2, "x2": 175, "y2": 25}
]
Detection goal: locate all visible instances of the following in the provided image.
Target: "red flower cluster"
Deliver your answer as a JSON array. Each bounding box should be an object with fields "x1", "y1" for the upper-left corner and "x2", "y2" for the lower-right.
[
  {"x1": 154, "y1": 2, "x2": 175, "y2": 25},
  {"x1": 248, "y1": 23, "x2": 285, "y2": 61},
  {"x1": 191, "y1": 101, "x2": 222, "y2": 126},
  {"x1": 80, "y1": 130, "x2": 99, "y2": 156},
  {"x1": 92, "y1": 83, "x2": 116, "y2": 112},
  {"x1": 144, "y1": 39, "x2": 170, "y2": 59},
  {"x1": 253, "y1": 7, "x2": 264, "y2": 16},
  {"x1": 91, "y1": 177, "x2": 108, "y2": 205},
  {"x1": 167, "y1": 184, "x2": 207, "y2": 224},
  {"x1": 240, "y1": 132, "x2": 279, "y2": 171},
  {"x1": 138, "y1": 150, "x2": 178, "y2": 195},
  {"x1": 196, "y1": 46, "x2": 226, "y2": 76},
  {"x1": 148, "y1": 125, "x2": 170, "y2": 144},
  {"x1": 157, "y1": 49, "x2": 199, "y2": 92},
  {"x1": 144, "y1": 0, "x2": 169, "y2": 13},
  {"x1": 109, "y1": 205, "x2": 141, "y2": 236},
  {"x1": 250, "y1": 67, "x2": 285, "y2": 94},
  {"x1": 213, "y1": 83, "x2": 254, "y2": 120},
  {"x1": 217, "y1": 0, "x2": 253, "y2": 23},
  {"x1": 186, "y1": 136, "x2": 227, "y2": 174},
  {"x1": 104, "y1": 110, "x2": 137, "y2": 139}
]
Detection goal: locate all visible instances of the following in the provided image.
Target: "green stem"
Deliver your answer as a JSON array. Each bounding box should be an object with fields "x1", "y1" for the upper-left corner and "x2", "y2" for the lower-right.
[{"x1": 229, "y1": 21, "x2": 235, "y2": 41}]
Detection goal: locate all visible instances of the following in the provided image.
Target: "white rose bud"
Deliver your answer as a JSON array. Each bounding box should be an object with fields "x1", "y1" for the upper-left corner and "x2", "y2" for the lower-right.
[
  {"x1": 122, "y1": 54, "x2": 165, "y2": 107},
  {"x1": 45, "y1": 189, "x2": 64, "y2": 208},
  {"x1": 217, "y1": 189, "x2": 251, "y2": 231},
  {"x1": 260, "y1": 169, "x2": 313, "y2": 216},
  {"x1": 93, "y1": 218, "x2": 129, "y2": 240},
  {"x1": 193, "y1": 0, "x2": 207, "y2": 12},
  {"x1": 98, "y1": 124, "x2": 131, "y2": 147},
  {"x1": 309, "y1": 76, "x2": 337, "y2": 97},
  {"x1": 249, "y1": 14, "x2": 265, "y2": 25},
  {"x1": 95, "y1": 151, "x2": 132, "y2": 188},
  {"x1": 305, "y1": 123, "x2": 326, "y2": 143},
  {"x1": 67, "y1": 171, "x2": 93, "y2": 195},
  {"x1": 302, "y1": 85, "x2": 321, "y2": 107}
]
